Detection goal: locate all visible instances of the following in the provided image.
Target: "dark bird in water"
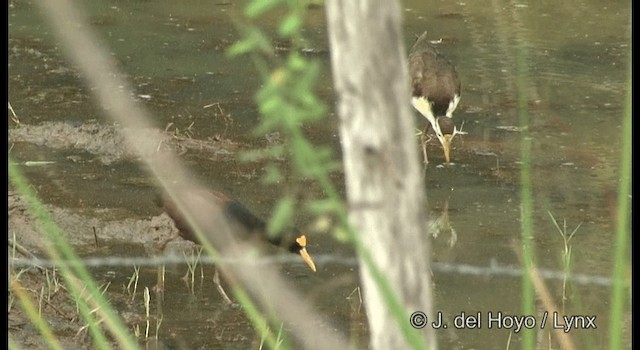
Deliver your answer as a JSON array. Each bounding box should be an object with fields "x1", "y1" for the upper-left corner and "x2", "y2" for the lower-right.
[
  {"x1": 156, "y1": 189, "x2": 316, "y2": 303},
  {"x1": 409, "y1": 31, "x2": 462, "y2": 164}
]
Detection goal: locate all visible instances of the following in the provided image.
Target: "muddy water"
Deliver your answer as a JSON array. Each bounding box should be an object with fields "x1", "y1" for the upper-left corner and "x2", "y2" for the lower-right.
[{"x1": 9, "y1": 0, "x2": 630, "y2": 349}]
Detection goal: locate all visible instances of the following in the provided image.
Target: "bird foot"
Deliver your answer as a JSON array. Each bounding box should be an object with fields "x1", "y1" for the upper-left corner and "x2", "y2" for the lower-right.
[{"x1": 452, "y1": 121, "x2": 468, "y2": 137}]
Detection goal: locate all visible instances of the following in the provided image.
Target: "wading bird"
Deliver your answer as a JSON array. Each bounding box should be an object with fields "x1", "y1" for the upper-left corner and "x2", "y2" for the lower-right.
[
  {"x1": 156, "y1": 189, "x2": 316, "y2": 303},
  {"x1": 409, "y1": 32, "x2": 462, "y2": 164}
]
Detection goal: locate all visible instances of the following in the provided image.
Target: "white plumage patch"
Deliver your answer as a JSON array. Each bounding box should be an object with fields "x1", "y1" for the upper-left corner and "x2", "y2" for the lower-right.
[
  {"x1": 446, "y1": 94, "x2": 461, "y2": 118},
  {"x1": 411, "y1": 96, "x2": 437, "y2": 131}
]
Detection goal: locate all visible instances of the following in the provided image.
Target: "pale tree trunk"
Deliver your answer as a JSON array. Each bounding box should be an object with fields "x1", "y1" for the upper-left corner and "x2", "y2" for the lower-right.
[{"x1": 325, "y1": 1, "x2": 436, "y2": 349}]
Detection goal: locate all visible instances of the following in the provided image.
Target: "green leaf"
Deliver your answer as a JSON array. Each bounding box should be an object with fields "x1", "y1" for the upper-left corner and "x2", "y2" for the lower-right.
[
  {"x1": 278, "y1": 14, "x2": 302, "y2": 37},
  {"x1": 305, "y1": 198, "x2": 339, "y2": 214},
  {"x1": 259, "y1": 95, "x2": 284, "y2": 116},
  {"x1": 267, "y1": 196, "x2": 295, "y2": 238},
  {"x1": 245, "y1": 0, "x2": 282, "y2": 18},
  {"x1": 298, "y1": 60, "x2": 320, "y2": 86},
  {"x1": 261, "y1": 164, "x2": 284, "y2": 184},
  {"x1": 287, "y1": 52, "x2": 306, "y2": 71},
  {"x1": 333, "y1": 226, "x2": 350, "y2": 243},
  {"x1": 226, "y1": 28, "x2": 273, "y2": 57},
  {"x1": 226, "y1": 38, "x2": 256, "y2": 57}
]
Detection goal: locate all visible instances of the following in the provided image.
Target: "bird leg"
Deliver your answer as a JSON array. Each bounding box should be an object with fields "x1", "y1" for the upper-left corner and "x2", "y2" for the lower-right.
[
  {"x1": 151, "y1": 233, "x2": 180, "y2": 293},
  {"x1": 152, "y1": 264, "x2": 166, "y2": 295},
  {"x1": 421, "y1": 135, "x2": 429, "y2": 164},
  {"x1": 213, "y1": 268, "x2": 234, "y2": 305},
  {"x1": 420, "y1": 125, "x2": 431, "y2": 164}
]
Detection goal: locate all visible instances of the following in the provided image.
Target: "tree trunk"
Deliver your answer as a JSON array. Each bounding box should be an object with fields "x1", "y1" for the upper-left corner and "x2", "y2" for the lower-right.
[{"x1": 324, "y1": 1, "x2": 435, "y2": 349}]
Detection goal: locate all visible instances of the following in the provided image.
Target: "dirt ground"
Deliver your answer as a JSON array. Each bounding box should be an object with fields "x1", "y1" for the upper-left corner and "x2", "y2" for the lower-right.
[{"x1": 9, "y1": 193, "x2": 166, "y2": 349}]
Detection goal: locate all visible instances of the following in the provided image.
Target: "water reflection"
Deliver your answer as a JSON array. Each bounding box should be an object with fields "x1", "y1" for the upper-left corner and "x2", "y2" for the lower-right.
[{"x1": 429, "y1": 200, "x2": 458, "y2": 249}]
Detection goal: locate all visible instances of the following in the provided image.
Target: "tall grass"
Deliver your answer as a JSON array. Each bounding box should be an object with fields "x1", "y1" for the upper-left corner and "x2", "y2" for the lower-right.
[
  {"x1": 607, "y1": 62, "x2": 632, "y2": 350},
  {"x1": 515, "y1": 35, "x2": 536, "y2": 350},
  {"x1": 9, "y1": 161, "x2": 140, "y2": 349},
  {"x1": 514, "y1": 26, "x2": 631, "y2": 350}
]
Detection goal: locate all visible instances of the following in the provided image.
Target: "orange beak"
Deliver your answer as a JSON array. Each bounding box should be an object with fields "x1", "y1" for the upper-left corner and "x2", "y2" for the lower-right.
[
  {"x1": 441, "y1": 134, "x2": 453, "y2": 163},
  {"x1": 296, "y1": 235, "x2": 317, "y2": 272}
]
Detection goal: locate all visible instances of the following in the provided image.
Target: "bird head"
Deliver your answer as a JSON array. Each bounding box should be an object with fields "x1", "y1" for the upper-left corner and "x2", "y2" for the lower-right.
[
  {"x1": 435, "y1": 117, "x2": 456, "y2": 163},
  {"x1": 288, "y1": 234, "x2": 317, "y2": 272},
  {"x1": 435, "y1": 119, "x2": 468, "y2": 164}
]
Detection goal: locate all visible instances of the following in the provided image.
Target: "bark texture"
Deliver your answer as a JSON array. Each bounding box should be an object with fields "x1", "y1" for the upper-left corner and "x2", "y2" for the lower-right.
[{"x1": 324, "y1": 1, "x2": 435, "y2": 349}]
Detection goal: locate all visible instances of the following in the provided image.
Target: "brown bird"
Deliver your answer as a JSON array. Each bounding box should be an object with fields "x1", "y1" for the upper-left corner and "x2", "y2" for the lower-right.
[
  {"x1": 409, "y1": 32, "x2": 462, "y2": 164},
  {"x1": 156, "y1": 189, "x2": 316, "y2": 302}
]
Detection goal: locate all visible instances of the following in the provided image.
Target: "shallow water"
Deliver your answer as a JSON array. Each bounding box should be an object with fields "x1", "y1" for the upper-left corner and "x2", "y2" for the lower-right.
[{"x1": 9, "y1": 0, "x2": 630, "y2": 348}]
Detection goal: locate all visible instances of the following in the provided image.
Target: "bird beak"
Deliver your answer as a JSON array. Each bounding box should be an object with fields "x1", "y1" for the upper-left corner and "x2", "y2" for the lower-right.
[
  {"x1": 299, "y1": 248, "x2": 317, "y2": 272},
  {"x1": 296, "y1": 235, "x2": 317, "y2": 272},
  {"x1": 441, "y1": 134, "x2": 453, "y2": 163}
]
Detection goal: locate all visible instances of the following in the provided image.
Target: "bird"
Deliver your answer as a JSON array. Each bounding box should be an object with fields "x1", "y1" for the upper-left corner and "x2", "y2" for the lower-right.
[
  {"x1": 155, "y1": 188, "x2": 317, "y2": 303},
  {"x1": 409, "y1": 32, "x2": 462, "y2": 164}
]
